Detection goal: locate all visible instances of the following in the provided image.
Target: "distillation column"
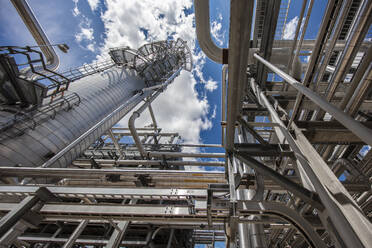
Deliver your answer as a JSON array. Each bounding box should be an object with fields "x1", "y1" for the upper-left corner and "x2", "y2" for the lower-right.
[{"x1": 0, "y1": 39, "x2": 192, "y2": 170}]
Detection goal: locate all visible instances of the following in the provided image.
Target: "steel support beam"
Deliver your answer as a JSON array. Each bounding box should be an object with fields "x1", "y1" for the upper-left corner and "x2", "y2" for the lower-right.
[
  {"x1": 234, "y1": 152, "x2": 323, "y2": 210},
  {"x1": 108, "y1": 129, "x2": 125, "y2": 158},
  {"x1": 106, "y1": 199, "x2": 136, "y2": 248},
  {"x1": 254, "y1": 53, "x2": 372, "y2": 147},
  {"x1": 317, "y1": 0, "x2": 372, "y2": 119},
  {"x1": 237, "y1": 199, "x2": 327, "y2": 248},
  {"x1": 250, "y1": 79, "x2": 372, "y2": 248},
  {"x1": 234, "y1": 143, "x2": 293, "y2": 157},
  {"x1": 0, "y1": 187, "x2": 54, "y2": 237},
  {"x1": 62, "y1": 220, "x2": 88, "y2": 248},
  {"x1": 287, "y1": 0, "x2": 336, "y2": 122},
  {"x1": 106, "y1": 221, "x2": 130, "y2": 248}
]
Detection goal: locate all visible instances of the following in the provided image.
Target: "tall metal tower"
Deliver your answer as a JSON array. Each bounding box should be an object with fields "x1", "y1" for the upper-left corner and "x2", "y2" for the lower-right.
[{"x1": 0, "y1": 0, "x2": 372, "y2": 248}]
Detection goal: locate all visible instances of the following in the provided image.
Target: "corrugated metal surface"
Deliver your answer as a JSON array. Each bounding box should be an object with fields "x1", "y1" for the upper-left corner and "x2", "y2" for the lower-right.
[{"x1": 0, "y1": 67, "x2": 146, "y2": 168}]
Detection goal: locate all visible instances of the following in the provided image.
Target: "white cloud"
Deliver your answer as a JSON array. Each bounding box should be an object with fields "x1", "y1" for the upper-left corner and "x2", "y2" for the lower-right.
[
  {"x1": 73, "y1": 6, "x2": 80, "y2": 17},
  {"x1": 211, "y1": 20, "x2": 224, "y2": 46},
  {"x1": 75, "y1": 17, "x2": 96, "y2": 52},
  {"x1": 87, "y1": 0, "x2": 100, "y2": 11},
  {"x1": 86, "y1": 43, "x2": 95, "y2": 52},
  {"x1": 72, "y1": 0, "x2": 80, "y2": 17},
  {"x1": 205, "y1": 79, "x2": 218, "y2": 92},
  {"x1": 211, "y1": 105, "x2": 217, "y2": 119},
  {"x1": 98, "y1": 0, "x2": 215, "y2": 146},
  {"x1": 75, "y1": 26, "x2": 94, "y2": 42},
  {"x1": 283, "y1": 16, "x2": 299, "y2": 40}
]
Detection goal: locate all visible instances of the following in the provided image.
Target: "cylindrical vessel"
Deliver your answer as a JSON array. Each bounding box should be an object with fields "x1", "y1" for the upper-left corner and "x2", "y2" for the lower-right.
[{"x1": 0, "y1": 67, "x2": 146, "y2": 168}]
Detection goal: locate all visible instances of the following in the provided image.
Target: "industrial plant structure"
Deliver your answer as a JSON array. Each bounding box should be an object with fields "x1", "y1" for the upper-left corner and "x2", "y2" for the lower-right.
[{"x1": 0, "y1": 0, "x2": 371, "y2": 247}]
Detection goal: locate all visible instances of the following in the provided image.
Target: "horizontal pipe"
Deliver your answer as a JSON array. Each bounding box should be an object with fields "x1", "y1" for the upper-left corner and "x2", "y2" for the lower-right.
[
  {"x1": 73, "y1": 159, "x2": 225, "y2": 167},
  {"x1": 18, "y1": 236, "x2": 147, "y2": 246},
  {"x1": 0, "y1": 167, "x2": 225, "y2": 178},
  {"x1": 254, "y1": 53, "x2": 372, "y2": 147},
  {"x1": 89, "y1": 143, "x2": 222, "y2": 148},
  {"x1": 148, "y1": 151, "x2": 225, "y2": 158}
]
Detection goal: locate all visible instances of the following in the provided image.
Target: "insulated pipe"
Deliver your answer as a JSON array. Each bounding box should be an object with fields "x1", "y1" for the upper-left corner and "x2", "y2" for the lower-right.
[
  {"x1": 11, "y1": 0, "x2": 60, "y2": 74},
  {"x1": 314, "y1": 0, "x2": 352, "y2": 91},
  {"x1": 73, "y1": 159, "x2": 225, "y2": 167},
  {"x1": 283, "y1": 0, "x2": 314, "y2": 92},
  {"x1": 323, "y1": 0, "x2": 372, "y2": 106},
  {"x1": 1, "y1": 167, "x2": 225, "y2": 178},
  {"x1": 128, "y1": 93, "x2": 160, "y2": 157},
  {"x1": 345, "y1": 63, "x2": 372, "y2": 117},
  {"x1": 286, "y1": 0, "x2": 307, "y2": 76},
  {"x1": 238, "y1": 188, "x2": 267, "y2": 248},
  {"x1": 238, "y1": 223, "x2": 250, "y2": 248},
  {"x1": 147, "y1": 151, "x2": 225, "y2": 158},
  {"x1": 194, "y1": 0, "x2": 225, "y2": 63},
  {"x1": 249, "y1": 220, "x2": 266, "y2": 248},
  {"x1": 225, "y1": 0, "x2": 254, "y2": 151},
  {"x1": 148, "y1": 104, "x2": 158, "y2": 130},
  {"x1": 254, "y1": 53, "x2": 372, "y2": 147},
  {"x1": 291, "y1": 0, "x2": 313, "y2": 73},
  {"x1": 128, "y1": 68, "x2": 181, "y2": 157},
  {"x1": 287, "y1": 0, "x2": 329, "y2": 119},
  {"x1": 221, "y1": 65, "x2": 228, "y2": 146},
  {"x1": 339, "y1": 44, "x2": 372, "y2": 112}
]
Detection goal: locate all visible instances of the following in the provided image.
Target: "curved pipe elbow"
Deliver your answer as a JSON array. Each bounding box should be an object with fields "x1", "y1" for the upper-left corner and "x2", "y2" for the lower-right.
[
  {"x1": 128, "y1": 111, "x2": 147, "y2": 157},
  {"x1": 11, "y1": 0, "x2": 60, "y2": 75},
  {"x1": 194, "y1": 0, "x2": 226, "y2": 64}
]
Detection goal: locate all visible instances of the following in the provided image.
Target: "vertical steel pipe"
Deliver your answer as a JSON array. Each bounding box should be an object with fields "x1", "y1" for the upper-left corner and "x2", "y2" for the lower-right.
[{"x1": 225, "y1": 0, "x2": 254, "y2": 151}]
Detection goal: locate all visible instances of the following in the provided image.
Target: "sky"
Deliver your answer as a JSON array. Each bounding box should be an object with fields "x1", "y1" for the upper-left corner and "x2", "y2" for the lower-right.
[{"x1": 0, "y1": 1, "x2": 370, "y2": 247}]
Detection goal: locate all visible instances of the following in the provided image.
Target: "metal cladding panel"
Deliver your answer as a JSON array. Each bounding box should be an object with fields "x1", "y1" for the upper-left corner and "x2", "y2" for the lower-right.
[{"x1": 0, "y1": 67, "x2": 146, "y2": 168}]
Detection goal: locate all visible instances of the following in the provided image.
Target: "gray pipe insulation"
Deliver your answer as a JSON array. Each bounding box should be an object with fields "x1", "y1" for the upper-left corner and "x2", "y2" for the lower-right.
[{"x1": 0, "y1": 67, "x2": 147, "y2": 168}]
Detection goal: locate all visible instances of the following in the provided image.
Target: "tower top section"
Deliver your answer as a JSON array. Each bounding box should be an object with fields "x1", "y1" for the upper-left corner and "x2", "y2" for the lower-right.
[{"x1": 109, "y1": 38, "x2": 192, "y2": 85}]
